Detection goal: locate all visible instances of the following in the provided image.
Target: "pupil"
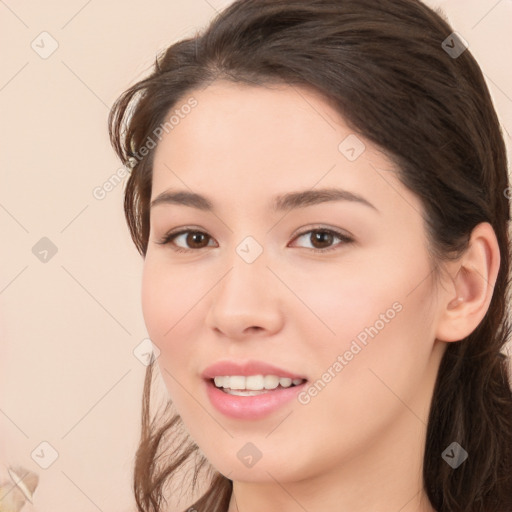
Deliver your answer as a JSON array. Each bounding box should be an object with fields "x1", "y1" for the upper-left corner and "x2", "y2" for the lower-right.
[
  {"x1": 314, "y1": 231, "x2": 332, "y2": 248},
  {"x1": 189, "y1": 232, "x2": 206, "y2": 247}
]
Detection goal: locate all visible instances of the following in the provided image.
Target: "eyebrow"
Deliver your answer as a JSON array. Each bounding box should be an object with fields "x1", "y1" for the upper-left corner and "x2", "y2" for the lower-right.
[{"x1": 150, "y1": 187, "x2": 379, "y2": 214}]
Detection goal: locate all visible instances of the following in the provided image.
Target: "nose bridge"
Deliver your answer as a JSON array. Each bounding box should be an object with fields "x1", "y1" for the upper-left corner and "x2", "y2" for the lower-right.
[
  {"x1": 206, "y1": 234, "x2": 283, "y2": 336},
  {"x1": 218, "y1": 235, "x2": 270, "y2": 307}
]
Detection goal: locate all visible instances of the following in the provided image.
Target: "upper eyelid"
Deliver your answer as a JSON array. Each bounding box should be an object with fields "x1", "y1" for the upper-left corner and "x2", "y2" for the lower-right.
[{"x1": 163, "y1": 226, "x2": 349, "y2": 238}]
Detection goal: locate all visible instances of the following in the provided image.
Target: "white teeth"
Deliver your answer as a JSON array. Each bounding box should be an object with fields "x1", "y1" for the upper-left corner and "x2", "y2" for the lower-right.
[
  {"x1": 246, "y1": 375, "x2": 265, "y2": 390},
  {"x1": 212, "y1": 375, "x2": 305, "y2": 391},
  {"x1": 224, "y1": 389, "x2": 269, "y2": 396},
  {"x1": 264, "y1": 375, "x2": 280, "y2": 389},
  {"x1": 229, "y1": 376, "x2": 246, "y2": 390},
  {"x1": 279, "y1": 377, "x2": 292, "y2": 388}
]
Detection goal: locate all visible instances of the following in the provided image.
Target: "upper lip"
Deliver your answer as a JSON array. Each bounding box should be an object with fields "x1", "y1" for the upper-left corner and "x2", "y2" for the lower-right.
[{"x1": 201, "y1": 360, "x2": 307, "y2": 380}]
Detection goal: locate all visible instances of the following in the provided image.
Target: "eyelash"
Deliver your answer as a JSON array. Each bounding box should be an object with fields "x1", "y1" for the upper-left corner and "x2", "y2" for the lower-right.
[{"x1": 155, "y1": 226, "x2": 354, "y2": 254}]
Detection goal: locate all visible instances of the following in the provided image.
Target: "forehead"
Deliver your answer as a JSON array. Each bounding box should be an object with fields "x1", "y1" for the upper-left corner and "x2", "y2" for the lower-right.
[
  {"x1": 153, "y1": 80, "x2": 346, "y2": 169},
  {"x1": 150, "y1": 80, "x2": 421, "y2": 219}
]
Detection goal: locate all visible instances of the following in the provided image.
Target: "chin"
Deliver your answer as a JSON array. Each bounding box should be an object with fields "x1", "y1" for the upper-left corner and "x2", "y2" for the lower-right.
[{"x1": 205, "y1": 449, "x2": 308, "y2": 484}]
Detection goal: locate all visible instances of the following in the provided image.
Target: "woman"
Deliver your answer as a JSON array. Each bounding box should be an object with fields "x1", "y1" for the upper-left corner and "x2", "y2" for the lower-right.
[{"x1": 108, "y1": 1, "x2": 512, "y2": 511}]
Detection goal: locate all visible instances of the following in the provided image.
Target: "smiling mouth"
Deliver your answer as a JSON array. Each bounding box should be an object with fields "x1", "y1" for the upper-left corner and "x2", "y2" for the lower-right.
[{"x1": 210, "y1": 375, "x2": 307, "y2": 396}]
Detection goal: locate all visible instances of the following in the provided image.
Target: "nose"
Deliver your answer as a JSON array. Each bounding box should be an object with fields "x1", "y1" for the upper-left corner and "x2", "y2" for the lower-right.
[{"x1": 204, "y1": 250, "x2": 284, "y2": 340}]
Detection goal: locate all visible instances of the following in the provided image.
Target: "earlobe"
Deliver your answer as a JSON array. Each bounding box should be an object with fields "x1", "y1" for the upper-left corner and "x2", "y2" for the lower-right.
[{"x1": 435, "y1": 222, "x2": 500, "y2": 343}]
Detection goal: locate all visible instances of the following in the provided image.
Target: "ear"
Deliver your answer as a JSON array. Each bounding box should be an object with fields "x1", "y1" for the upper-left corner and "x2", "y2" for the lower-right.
[{"x1": 435, "y1": 222, "x2": 501, "y2": 343}]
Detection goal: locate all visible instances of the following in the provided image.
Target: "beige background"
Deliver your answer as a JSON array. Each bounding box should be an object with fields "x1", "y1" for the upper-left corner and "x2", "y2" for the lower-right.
[{"x1": 1, "y1": 1, "x2": 511, "y2": 511}]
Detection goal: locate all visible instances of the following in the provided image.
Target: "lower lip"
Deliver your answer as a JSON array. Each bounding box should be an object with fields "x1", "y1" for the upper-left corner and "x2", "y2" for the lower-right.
[{"x1": 204, "y1": 379, "x2": 307, "y2": 420}]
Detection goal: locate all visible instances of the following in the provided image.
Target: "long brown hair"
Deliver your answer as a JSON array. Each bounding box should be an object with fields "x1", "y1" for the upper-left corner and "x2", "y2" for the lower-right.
[{"x1": 108, "y1": 1, "x2": 512, "y2": 510}]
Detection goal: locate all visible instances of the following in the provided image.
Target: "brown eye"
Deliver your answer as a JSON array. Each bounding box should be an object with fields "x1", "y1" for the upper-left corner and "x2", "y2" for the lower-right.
[
  {"x1": 291, "y1": 228, "x2": 354, "y2": 253},
  {"x1": 183, "y1": 231, "x2": 211, "y2": 249},
  {"x1": 157, "y1": 229, "x2": 216, "y2": 252},
  {"x1": 157, "y1": 227, "x2": 353, "y2": 254},
  {"x1": 310, "y1": 231, "x2": 335, "y2": 249}
]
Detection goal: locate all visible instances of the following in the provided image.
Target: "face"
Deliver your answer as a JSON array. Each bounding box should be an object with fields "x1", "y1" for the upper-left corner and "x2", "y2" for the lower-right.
[{"x1": 142, "y1": 80, "x2": 446, "y2": 483}]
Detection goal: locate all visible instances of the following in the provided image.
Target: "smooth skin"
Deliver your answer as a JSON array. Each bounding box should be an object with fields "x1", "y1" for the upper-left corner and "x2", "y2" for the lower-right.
[{"x1": 141, "y1": 80, "x2": 500, "y2": 512}]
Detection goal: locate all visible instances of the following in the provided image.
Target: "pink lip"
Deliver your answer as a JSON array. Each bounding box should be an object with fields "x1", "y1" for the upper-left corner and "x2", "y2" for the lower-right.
[
  {"x1": 201, "y1": 360, "x2": 308, "y2": 420},
  {"x1": 204, "y1": 379, "x2": 307, "y2": 420},
  {"x1": 201, "y1": 360, "x2": 306, "y2": 380}
]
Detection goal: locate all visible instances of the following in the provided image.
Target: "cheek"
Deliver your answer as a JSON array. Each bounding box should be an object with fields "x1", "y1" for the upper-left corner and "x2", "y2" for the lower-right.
[
  {"x1": 141, "y1": 255, "x2": 201, "y2": 338},
  {"x1": 141, "y1": 261, "x2": 203, "y2": 418},
  {"x1": 306, "y1": 274, "x2": 436, "y2": 425},
  {"x1": 295, "y1": 250, "x2": 436, "y2": 398},
  {"x1": 141, "y1": 258, "x2": 199, "y2": 374},
  {"x1": 284, "y1": 259, "x2": 407, "y2": 352},
  {"x1": 291, "y1": 288, "x2": 435, "y2": 473},
  {"x1": 141, "y1": 262, "x2": 168, "y2": 346}
]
